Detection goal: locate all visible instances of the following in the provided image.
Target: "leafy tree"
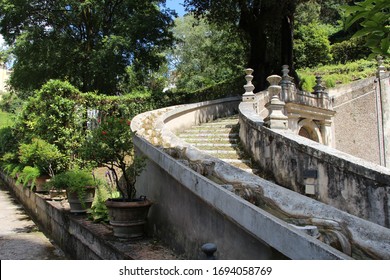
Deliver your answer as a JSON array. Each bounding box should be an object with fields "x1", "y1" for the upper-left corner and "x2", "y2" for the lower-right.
[
  {"x1": 316, "y1": 0, "x2": 354, "y2": 25},
  {"x1": 184, "y1": 0, "x2": 301, "y2": 90},
  {"x1": 294, "y1": 22, "x2": 333, "y2": 68},
  {"x1": 0, "y1": 0, "x2": 175, "y2": 95},
  {"x1": 170, "y1": 15, "x2": 247, "y2": 92},
  {"x1": 344, "y1": 0, "x2": 390, "y2": 57}
]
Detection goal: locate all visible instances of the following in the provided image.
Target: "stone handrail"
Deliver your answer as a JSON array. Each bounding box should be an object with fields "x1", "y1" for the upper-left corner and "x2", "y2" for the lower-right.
[{"x1": 131, "y1": 96, "x2": 390, "y2": 259}]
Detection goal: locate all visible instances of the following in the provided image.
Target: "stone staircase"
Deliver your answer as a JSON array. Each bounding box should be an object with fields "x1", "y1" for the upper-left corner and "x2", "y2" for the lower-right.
[{"x1": 177, "y1": 116, "x2": 258, "y2": 174}]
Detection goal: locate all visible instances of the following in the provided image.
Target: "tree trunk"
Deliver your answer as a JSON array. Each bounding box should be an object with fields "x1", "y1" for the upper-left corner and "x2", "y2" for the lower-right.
[{"x1": 241, "y1": 0, "x2": 299, "y2": 91}]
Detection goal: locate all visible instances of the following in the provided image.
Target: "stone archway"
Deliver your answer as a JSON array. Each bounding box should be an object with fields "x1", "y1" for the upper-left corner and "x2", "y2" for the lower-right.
[{"x1": 298, "y1": 119, "x2": 322, "y2": 143}]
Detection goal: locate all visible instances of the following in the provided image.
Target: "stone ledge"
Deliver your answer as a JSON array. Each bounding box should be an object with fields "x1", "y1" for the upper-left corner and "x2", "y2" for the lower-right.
[{"x1": 0, "y1": 171, "x2": 180, "y2": 260}]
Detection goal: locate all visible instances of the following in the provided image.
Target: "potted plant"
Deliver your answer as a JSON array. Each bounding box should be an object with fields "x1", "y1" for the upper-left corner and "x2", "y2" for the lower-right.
[
  {"x1": 46, "y1": 168, "x2": 96, "y2": 213},
  {"x1": 18, "y1": 138, "x2": 65, "y2": 192},
  {"x1": 80, "y1": 115, "x2": 151, "y2": 238},
  {"x1": 16, "y1": 166, "x2": 40, "y2": 189}
]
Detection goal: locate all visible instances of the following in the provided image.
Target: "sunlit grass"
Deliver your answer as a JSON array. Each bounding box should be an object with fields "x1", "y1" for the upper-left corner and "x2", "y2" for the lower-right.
[{"x1": 297, "y1": 58, "x2": 389, "y2": 91}]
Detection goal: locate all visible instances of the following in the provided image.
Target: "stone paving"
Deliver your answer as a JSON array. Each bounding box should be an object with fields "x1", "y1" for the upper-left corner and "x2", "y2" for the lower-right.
[{"x1": 0, "y1": 182, "x2": 66, "y2": 260}]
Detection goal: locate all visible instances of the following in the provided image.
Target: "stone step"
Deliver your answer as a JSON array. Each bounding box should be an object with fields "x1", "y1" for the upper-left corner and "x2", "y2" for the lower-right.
[
  {"x1": 220, "y1": 158, "x2": 251, "y2": 164},
  {"x1": 184, "y1": 128, "x2": 236, "y2": 133},
  {"x1": 191, "y1": 123, "x2": 239, "y2": 129},
  {"x1": 176, "y1": 115, "x2": 259, "y2": 175},
  {"x1": 193, "y1": 143, "x2": 238, "y2": 148},
  {"x1": 183, "y1": 138, "x2": 238, "y2": 144},
  {"x1": 204, "y1": 150, "x2": 242, "y2": 155},
  {"x1": 179, "y1": 133, "x2": 239, "y2": 138}
]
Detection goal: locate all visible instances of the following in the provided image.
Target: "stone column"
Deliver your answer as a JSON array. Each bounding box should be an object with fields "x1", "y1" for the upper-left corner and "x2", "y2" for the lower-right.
[
  {"x1": 287, "y1": 112, "x2": 301, "y2": 133},
  {"x1": 320, "y1": 119, "x2": 333, "y2": 147},
  {"x1": 377, "y1": 56, "x2": 390, "y2": 167},
  {"x1": 264, "y1": 75, "x2": 288, "y2": 130},
  {"x1": 242, "y1": 68, "x2": 256, "y2": 102}
]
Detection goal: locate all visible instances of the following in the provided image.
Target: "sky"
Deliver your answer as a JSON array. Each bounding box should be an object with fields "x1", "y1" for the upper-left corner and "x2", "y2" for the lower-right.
[{"x1": 165, "y1": 0, "x2": 186, "y2": 17}]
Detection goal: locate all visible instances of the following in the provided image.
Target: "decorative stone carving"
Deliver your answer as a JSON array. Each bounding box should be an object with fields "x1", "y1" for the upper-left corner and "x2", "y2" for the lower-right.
[
  {"x1": 242, "y1": 68, "x2": 256, "y2": 102},
  {"x1": 264, "y1": 75, "x2": 288, "y2": 129},
  {"x1": 313, "y1": 75, "x2": 330, "y2": 108}
]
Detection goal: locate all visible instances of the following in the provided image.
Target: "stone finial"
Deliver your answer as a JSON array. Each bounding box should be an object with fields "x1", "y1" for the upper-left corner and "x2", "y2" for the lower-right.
[
  {"x1": 243, "y1": 68, "x2": 255, "y2": 102},
  {"x1": 281, "y1": 65, "x2": 293, "y2": 84},
  {"x1": 264, "y1": 74, "x2": 288, "y2": 130},
  {"x1": 267, "y1": 75, "x2": 282, "y2": 98},
  {"x1": 314, "y1": 75, "x2": 330, "y2": 108},
  {"x1": 313, "y1": 75, "x2": 325, "y2": 94}
]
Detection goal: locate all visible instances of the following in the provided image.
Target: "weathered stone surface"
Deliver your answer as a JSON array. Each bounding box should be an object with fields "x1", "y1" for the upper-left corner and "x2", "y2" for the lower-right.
[{"x1": 132, "y1": 97, "x2": 390, "y2": 259}]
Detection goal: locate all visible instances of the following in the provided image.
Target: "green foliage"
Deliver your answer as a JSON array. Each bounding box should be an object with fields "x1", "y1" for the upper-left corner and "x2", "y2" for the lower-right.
[
  {"x1": 80, "y1": 116, "x2": 146, "y2": 200},
  {"x1": 344, "y1": 0, "x2": 390, "y2": 57},
  {"x1": 2, "y1": 161, "x2": 23, "y2": 178},
  {"x1": 170, "y1": 15, "x2": 246, "y2": 92},
  {"x1": 0, "y1": 93, "x2": 23, "y2": 114},
  {"x1": 0, "y1": 0, "x2": 175, "y2": 94},
  {"x1": 0, "y1": 126, "x2": 21, "y2": 176},
  {"x1": 297, "y1": 59, "x2": 384, "y2": 91},
  {"x1": 294, "y1": 22, "x2": 333, "y2": 68},
  {"x1": 184, "y1": 0, "x2": 299, "y2": 89},
  {"x1": 0, "y1": 110, "x2": 14, "y2": 128},
  {"x1": 47, "y1": 168, "x2": 96, "y2": 203},
  {"x1": 0, "y1": 126, "x2": 15, "y2": 156},
  {"x1": 48, "y1": 169, "x2": 95, "y2": 191},
  {"x1": 87, "y1": 179, "x2": 122, "y2": 223},
  {"x1": 15, "y1": 80, "x2": 84, "y2": 165},
  {"x1": 295, "y1": 0, "x2": 322, "y2": 26},
  {"x1": 331, "y1": 37, "x2": 371, "y2": 63},
  {"x1": 18, "y1": 138, "x2": 65, "y2": 176},
  {"x1": 88, "y1": 185, "x2": 109, "y2": 223},
  {"x1": 16, "y1": 166, "x2": 40, "y2": 189}
]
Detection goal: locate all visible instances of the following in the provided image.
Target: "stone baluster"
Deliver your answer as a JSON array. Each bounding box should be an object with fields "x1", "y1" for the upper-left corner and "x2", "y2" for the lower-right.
[
  {"x1": 313, "y1": 75, "x2": 325, "y2": 95},
  {"x1": 377, "y1": 55, "x2": 386, "y2": 77},
  {"x1": 242, "y1": 68, "x2": 255, "y2": 102},
  {"x1": 280, "y1": 65, "x2": 294, "y2": 102},
  {"x1": 264, "y1": 75, "x2": 288, "y2": 129},
  {"x1": 314, "y1": 75, "x2": 329, "y2": 109}
]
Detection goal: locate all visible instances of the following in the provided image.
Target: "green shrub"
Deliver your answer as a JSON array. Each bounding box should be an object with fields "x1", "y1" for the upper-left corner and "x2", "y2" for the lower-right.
[
  {"x1": 0, "y1": 127, "x2": 16, "y2": 157},
  {"x1": 47, "y1": 169, "x2": 96, "y2": 201},
  {"x1": 331, "y1": 37, "x2": 371, "y2": 64},
  {"x1": 0, "y1": 93, "x2": 23, "y2": 114},
  {"x1": 16, "y1": 166, "x2": 40, "y2": 189},
  {"x1": 18, "y1": 138, "x2": 65, "y2": 176},
  {"x1": 294, "y1": 22, "x2": 333, "y2": 68},
  {"x1": 0, "y1": 110, "x2": 14, "y2": 128},
  {"x1": 299, "y1": 74, "x2": 317, "y2": 92}
]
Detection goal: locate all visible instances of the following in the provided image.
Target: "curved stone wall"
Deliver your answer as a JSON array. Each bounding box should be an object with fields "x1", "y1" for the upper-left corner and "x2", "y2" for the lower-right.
[
  {"x1": 239, "y1": 101, "x2": 390, "y2": 228},
  {"x1": 131, "y1": 97, "x2": 390, "y2": 259}
]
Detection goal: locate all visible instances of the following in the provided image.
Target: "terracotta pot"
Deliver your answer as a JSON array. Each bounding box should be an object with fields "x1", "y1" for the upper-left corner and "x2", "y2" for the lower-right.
[
  {"x1": 34, "y1": 175, "x2": 51, "y2": 192},
  {"x1": 66, "y1": 186, "x2": 95, "y2": 213},
  {"x1": 105, "y1": 198, "x2": 152, "y2": 238}
]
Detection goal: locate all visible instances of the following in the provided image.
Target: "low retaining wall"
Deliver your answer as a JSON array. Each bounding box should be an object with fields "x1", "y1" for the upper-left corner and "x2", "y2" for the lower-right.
[
  {"x1": 0, "y1": 172, "x2": 144, "y2": 260},
  {"x1": 239, "y1": 101, "x2": 390, "y2": 228}
]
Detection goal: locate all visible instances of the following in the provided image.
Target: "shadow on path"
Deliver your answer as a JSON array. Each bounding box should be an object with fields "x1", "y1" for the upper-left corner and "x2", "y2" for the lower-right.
[{"x1": 0, "y1": 182, "x2": 67, "y2": 260}]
